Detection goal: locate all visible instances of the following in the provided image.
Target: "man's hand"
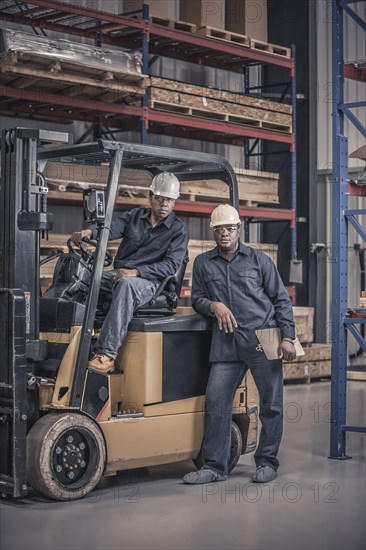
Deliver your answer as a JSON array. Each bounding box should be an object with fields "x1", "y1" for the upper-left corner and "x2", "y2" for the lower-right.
[
  {"x1": 114, "y1": 268, "x2": 140, "y2": 281},
  {"x1": 280, "y1": 340, "x2": 296, "y2": 361},
  {"x1": 70, "y1": 229, "x2": 92, "y2": 245},
  {"x1": 210, "y1": 302, "x2": 238, "y2": 333}
]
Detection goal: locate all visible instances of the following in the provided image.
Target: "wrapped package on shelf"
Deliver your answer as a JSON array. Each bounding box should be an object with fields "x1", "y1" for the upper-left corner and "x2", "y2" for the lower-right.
[{"x1": 0, "y1": 29, "x2": 144, "y2": 80}]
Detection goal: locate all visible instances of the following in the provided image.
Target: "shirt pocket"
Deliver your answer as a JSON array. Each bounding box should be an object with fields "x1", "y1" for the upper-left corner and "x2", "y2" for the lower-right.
[
  {"x1": 239, "y1": 268, "x2": 260, "y2": 293},
  {"x1": 125, "y1": 228, "x2": 141, "y2": 247}
]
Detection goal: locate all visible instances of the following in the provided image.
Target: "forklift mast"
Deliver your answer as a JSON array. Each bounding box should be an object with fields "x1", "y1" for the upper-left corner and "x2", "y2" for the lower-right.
[{"x1": 0, "y1": 128, "x2": 68, "y2": 497}]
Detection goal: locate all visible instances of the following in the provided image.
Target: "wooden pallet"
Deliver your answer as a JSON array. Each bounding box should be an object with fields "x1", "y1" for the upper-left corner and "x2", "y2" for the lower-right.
[
  {"x1": 196, "y1": 26, "x2": 250, "y2": 47},
  {"x1": 150, "y1": 15, "x2": 197, "y2": 33},
  {"x1": 250, "y1": 38, "x2": 291, "y2": 59},
  {"x1": 149, "y1": 100, "x2": 227, "y2": 121},
  {"x1": 0, "y1": 54, "x2": 147, "y2": 104},
  {"x1": 148, "y1": 99, "x2": 292, "y2": 133}
]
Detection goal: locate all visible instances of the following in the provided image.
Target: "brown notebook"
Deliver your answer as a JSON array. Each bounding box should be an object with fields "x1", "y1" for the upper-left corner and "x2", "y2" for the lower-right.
[{"x1": 255, "y1": 327, "x2": 305, "y2": 360}]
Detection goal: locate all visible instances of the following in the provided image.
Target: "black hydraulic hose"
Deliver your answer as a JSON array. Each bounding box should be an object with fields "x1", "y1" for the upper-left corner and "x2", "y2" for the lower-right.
[{"x1": 39, "y1": 250, "x2": 64, "y2": 266}]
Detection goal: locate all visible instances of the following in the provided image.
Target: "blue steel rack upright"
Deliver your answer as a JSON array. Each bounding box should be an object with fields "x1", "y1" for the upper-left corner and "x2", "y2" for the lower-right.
[{"x1": 330, "y1": 0, "x2": 366, "y2": 459}]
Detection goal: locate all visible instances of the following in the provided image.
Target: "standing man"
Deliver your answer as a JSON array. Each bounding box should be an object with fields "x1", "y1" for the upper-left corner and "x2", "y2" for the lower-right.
[
  {"x1": 71, "y1": 172, "x2": 188, "y2": 373},
  {"x1": 183, "y1": 204, "x2": 296, "y2": 485}
]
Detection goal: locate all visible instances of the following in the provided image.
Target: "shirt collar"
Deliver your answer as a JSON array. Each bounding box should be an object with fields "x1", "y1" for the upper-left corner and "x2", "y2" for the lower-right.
[
  {"x1": 208, "y1": 242, "x2": 250, "y2": 259},
  {"x1": 143, "y1": 208, "x2": 176, "y2": 228}
]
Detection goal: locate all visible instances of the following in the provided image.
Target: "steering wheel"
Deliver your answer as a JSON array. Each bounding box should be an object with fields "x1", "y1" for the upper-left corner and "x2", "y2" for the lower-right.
[{"x1": 67, "y1": 238, "x2": 113, "y2": 268}]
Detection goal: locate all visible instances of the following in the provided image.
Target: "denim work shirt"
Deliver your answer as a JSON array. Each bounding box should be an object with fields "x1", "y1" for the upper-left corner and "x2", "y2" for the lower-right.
[
  {"x1": 92, "y1": 207, "x2": 188, "y2": 282},
  {"x1": 192, "y1": 243, "x2": 295, "y2": 362}
]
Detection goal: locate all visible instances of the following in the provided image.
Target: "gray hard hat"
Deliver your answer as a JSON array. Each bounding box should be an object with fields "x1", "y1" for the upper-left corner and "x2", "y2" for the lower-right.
[{"x1": 150, "y1": 171, "x2": 180, "y2": 200}]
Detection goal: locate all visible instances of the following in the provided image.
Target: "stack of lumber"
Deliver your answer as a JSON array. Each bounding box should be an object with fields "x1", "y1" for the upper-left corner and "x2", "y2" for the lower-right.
[
  {"x1": 283, "y1": 343, "x2": 332, "y2": 383},
  {"x1": 43, "y1": 161, "x2": 279, "y2": 205},
  {"x1": 171, "y1": 168, "x2": 279, "y2": 205},
  {"x1": 148, "y1": 77, "x2": 292, "y2": 133},
  {"x1": 0, "y1": 29, "x2": 147, "y2": 109}
]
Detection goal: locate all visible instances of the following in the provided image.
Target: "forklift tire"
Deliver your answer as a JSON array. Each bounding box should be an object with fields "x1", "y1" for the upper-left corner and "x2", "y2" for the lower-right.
[
  {"x1": 27, "y1": 412, "x2": 106, "y2": 501},
  {"x1": 193, "y1": 420, "x2": 242, "y2": 473}
]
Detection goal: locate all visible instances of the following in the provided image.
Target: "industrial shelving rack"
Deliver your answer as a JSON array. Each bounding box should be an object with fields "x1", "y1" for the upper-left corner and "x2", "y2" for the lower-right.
[
  {"x1": 1, "y1": 0, "x2": 297, "y2": 298},
  {"x1": 330, "y1": 0, "x2": 366, "y2": 458}
]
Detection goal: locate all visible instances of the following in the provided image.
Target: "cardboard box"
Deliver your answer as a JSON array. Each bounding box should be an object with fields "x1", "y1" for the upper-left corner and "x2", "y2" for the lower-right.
[
  {"x1": 123, "y1": 0, "x2": 173, "y2": 19},
  {"x1": 180, "y1": 0, "x2": 225, "y2": 29},
  {"x1": 225, "y1": 0, "x2": 268, "y2": 42}
]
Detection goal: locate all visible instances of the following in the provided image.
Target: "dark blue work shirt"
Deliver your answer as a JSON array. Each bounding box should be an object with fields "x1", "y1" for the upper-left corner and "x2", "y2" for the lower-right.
[
  {"x1": 92, "y1": 207, "x2": 188, "y2": 282},
  {"x1": 192, "y1": 242, "x2": 295, "y2": 362}
]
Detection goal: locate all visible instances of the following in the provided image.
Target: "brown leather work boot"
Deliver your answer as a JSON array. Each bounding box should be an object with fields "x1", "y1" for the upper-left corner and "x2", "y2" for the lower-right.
[{"x1": 88, "y1": 353, "x2": 115, "y2": 373}]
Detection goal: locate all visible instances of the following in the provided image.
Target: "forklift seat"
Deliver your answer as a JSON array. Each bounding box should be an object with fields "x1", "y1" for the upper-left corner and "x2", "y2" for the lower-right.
[
  {"x1": 135, "y1": 253, "x2": 189, "y2": 316},
  {"x1": 96, "y1": 253, "x2": 189, "y2": 322}
]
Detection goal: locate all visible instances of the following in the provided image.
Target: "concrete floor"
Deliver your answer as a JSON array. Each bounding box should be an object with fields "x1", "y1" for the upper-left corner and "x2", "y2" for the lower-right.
[{"x1": 1, "y1": 381, "x2": 365, "y2": 550}]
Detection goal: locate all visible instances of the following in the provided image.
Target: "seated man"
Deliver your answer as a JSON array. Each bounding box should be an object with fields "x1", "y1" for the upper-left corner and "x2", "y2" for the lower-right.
[{"x1": 70, "y1": 172, "x2": 188, "y2": 373}]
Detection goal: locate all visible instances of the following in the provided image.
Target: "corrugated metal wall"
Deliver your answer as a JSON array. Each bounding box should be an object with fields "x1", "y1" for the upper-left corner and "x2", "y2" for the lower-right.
[
  {"x1": 314, "y1": 2, "x2": 365, "y2": 351},
  {"x1": 316, "y1": 0, "x2": 366, "y2": 170},
  {"x1": 315, "y1": 170, "x2": 365, "y2": 356}
]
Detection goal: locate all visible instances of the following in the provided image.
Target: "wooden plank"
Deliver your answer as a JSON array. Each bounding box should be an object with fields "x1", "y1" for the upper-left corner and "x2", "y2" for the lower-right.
[
  {"x1": 150, "y1": 76, "x2": 292, "y2": 115},
  {"x1": 46, "y1": 190, "x2": 149, "y2": 208},
  {"x1": 196, "y1": 25, "x2": 250, "y2": 47}
]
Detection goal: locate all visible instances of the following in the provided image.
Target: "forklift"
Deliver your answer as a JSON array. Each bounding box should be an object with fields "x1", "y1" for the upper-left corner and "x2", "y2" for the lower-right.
[{"x1": 0, "y1": 128, "x2": 258, "y2": 501}]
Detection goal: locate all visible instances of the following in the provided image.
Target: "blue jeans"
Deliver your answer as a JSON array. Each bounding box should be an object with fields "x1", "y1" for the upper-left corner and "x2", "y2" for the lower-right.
[
  {"x1": 202, "y1": 354, "x2": 283, "y2": 476},
  {"x1": 95, "y1": 271, "x2": 159, "y2": 359}
]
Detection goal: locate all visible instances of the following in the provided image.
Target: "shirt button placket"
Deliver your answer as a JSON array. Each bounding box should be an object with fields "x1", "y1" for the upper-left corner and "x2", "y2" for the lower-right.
[{"x1": 227, "y1": 263, "x2": 233, "y2": 309}]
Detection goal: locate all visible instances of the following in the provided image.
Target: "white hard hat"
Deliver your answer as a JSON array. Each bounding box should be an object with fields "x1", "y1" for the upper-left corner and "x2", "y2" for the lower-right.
[
  {"x1": 210, "y1": 204, "x2": 241, "y2": 228},
  {"x1": 150, "y1": 171, "x2": 180, "y2": 200}
]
